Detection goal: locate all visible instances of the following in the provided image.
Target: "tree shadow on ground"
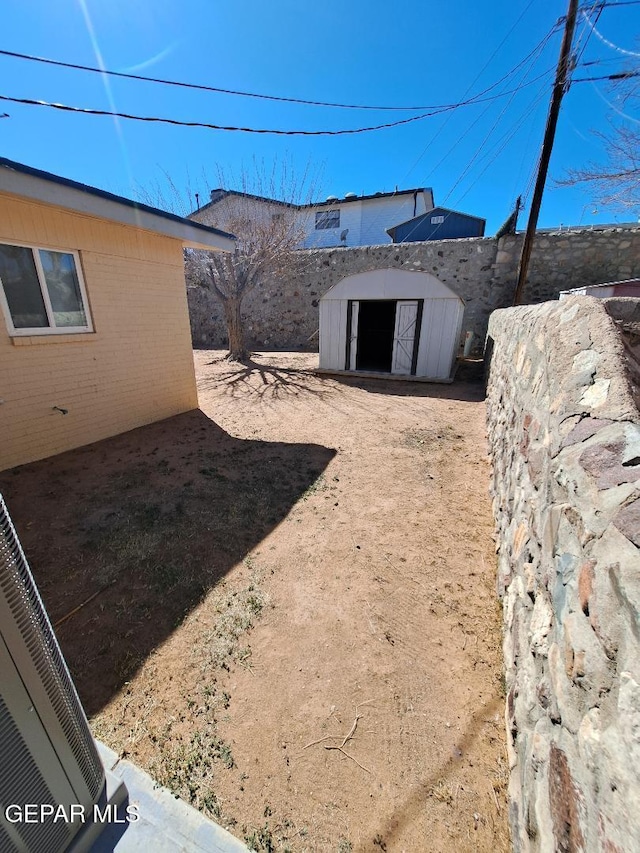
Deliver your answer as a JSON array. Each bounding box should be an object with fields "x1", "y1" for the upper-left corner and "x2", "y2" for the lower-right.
[
  {"x1": 0, "y1": 409, "x2": 335, "y2": 716},
  {"x1": 200, "y1": 354, "x2": 335, "y2": 402},
  {"x1": 200, "y1": 352, "x2": 486, "y2": 404}
]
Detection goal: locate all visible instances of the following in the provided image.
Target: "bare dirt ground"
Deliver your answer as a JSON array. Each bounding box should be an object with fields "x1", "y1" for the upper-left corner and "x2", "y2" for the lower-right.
[{"x1": 0, "y1": 351, "x2": 508, "y2": 853}]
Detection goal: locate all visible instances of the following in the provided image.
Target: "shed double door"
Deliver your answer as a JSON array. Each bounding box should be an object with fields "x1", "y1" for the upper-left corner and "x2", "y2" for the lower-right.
[{"x1": 347, "y1": 300, "x2": 421, "y2": 375}]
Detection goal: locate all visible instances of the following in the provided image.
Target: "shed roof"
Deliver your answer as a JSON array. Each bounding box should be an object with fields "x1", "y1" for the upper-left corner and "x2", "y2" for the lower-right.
[
  {"x1": 386, "y1": 206, "x2": 486, "y2": 239},
  {"x1": 0, "y1": 158, "x2": 235, "y2": 251},
  {"x1": 321, "y1": 268, "x2": 464, "y2": 302}
]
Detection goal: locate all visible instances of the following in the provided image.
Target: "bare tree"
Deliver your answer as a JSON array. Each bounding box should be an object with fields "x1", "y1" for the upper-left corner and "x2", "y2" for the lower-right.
[
  {"x1": 186, "y1": 197, "x2": 310, "y2": 360},
  {"x1": 559, "y1": 72, "x2": 640, "y2": 210},
  {"x1": 194, "y1": 171, "x2": 318, "y2": 360},
  {"x1": 142, "y1": 162, "x2": 319, "y2": 361}
]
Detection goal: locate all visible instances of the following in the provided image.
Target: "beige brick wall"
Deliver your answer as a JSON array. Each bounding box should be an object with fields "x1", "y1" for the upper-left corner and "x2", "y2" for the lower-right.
[{"x1": 0, "y1": 192, "x2": 199, "y2": 471}]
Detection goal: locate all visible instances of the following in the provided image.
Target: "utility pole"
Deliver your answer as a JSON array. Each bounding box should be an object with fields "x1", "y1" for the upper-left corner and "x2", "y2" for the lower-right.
[{"x1": 513, "y1": 0, "x2": 579, "y2": 305}]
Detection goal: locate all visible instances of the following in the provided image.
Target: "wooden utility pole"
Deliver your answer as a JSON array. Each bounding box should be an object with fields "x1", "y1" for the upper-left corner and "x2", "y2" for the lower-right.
[{"x1": 513, "y1": 0, "x2": 579, "y2": 305}]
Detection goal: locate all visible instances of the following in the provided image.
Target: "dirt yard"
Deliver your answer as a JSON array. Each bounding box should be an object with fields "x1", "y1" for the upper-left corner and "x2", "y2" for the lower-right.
[{"x1": 0, "y1": 351, "x2": 509, "y2": 852}]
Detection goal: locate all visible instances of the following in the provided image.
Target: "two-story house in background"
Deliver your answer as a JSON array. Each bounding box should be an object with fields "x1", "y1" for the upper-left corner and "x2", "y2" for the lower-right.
[
  {"x1": 190, "y1": 186, "x2": 485, "y2": 247},
  {"x1": 298, "y1": 187, "x2": 436, "y2": 248}
]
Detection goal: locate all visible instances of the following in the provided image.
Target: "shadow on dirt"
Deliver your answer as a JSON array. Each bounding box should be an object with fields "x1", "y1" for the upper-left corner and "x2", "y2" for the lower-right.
[
  {"x1": 0, "y1": 409, "x2": 335, "y2": 716},
  {"x1": 365, "y1": 695, "x2": 504, "y2": 852},
  {"x1": 201, "y1": 354, "x2": 336, "y2": 402},
  {"x1": 326, "y1": 372, "x2": 486, "y2": 403},
  {"x1": 201, "y1": 352, "x2": 486, "y2": 404}
]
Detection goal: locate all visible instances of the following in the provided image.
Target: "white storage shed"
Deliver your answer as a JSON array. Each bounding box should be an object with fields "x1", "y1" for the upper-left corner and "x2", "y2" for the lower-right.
[{"x1": 318, "y1": 269, "x2": 464, "y2": 382}]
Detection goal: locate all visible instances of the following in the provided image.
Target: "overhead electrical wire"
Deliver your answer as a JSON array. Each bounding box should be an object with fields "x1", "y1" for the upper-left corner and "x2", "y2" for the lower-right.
[
  {"x1": 402, "y1": 7, "x2": 558, "y2": 181},
  {"x1": 579, "y1": 54, "x2": 635, "y2": 65},
  {"x1": 395, "y1": 4, "x2": 567, "y2": 248},
  {"x1": 0, "y1": 69, "x2": 558, "y2": 136},
  {"x1": 0, "y1": 46, "x2": 555, "y2": 113},
  {"x1": 594, "y1": 0, "x2": 640, "y2": 6},
  {"x1": 402, "y1": 12, "x2": 558, "y2": 241},
  {"x1": 381, "y1": 0, "x2": 639, "y2": 245},
  {"x1": 0, "y1": 1, "x2": 631, "y2": 139},
  {"x1": 0, "y1": 94, "x2": 440, "y2": 133},
  {"x1": 571, "y1": 69, "x2": 640, "y2": 81},
  {"x1": 455, "y1": 83, "x2": 552, "y2": 208},
  {"x1": 574, "y1": 1, "x2": 606, "y2": 70},
  {"x1": 509, "y1": 20, "x2": 568, "y2": 200},
  {"x1": 398, "y1": 83, "x2": 550, "y2": 246},
  {"x1": 380, "y1": 15, "x2": 556, "y2": 246},
  {"x1": 379, "y1": 81, "x2": 551, "y2": 251},
  {"x1": 442, "y1": 27, "x2": 555, "y2": 204}
]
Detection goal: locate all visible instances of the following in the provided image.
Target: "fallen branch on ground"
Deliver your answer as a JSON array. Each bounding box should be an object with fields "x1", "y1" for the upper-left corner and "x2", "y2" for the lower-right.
[
  {"x1": 303, "y1": 700, "x2": 376, "y2": 773},
  {"x1": 53, "y1": 580, "x2": 116, "y2": 628},
  {"x1": 324, "y1": 745, "x2": 371, "y2": 773}
]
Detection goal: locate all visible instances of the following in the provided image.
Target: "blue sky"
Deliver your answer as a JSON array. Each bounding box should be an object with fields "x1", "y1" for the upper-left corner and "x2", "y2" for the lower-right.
[{"x1": 1, "y1": 0, "x2": 639, "y2": 234}]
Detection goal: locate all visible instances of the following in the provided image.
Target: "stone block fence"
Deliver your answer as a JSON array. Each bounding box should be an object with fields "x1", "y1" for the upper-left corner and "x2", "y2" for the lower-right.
[
  {"x1": 187, "y1": 226, "x2": 640, "y2": 355},
  {"x1": 486, "y1": 296, "x2": 640, "y2": 851}
]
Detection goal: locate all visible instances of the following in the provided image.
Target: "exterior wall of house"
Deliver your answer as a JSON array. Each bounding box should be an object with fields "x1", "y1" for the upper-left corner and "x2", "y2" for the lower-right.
[
  {"x1": 193, "y1": 195, "x2": 290, "y2": 235},
  {"x1": 299, "y1": 191, "x2": 433, "y2": 249},
  {"x1": 192, "y1": 190, "x2": 434, "y2": 249},
  {"x1": 300, "y1": 199, "x2": 363, "y2": 249},
  {"x1": 0, "y1": 192, "x2": 198, "y2": 471}
]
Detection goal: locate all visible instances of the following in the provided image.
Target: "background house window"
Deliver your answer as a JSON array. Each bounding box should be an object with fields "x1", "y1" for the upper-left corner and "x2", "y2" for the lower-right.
[
  {"x1": 0, "y1": 243, "x2": 92, "y2": 335},
  {"x1": 315, "y1": 209, "x2": 340, "y2": 230},
  {"x1": 430, "y1": 215, "x2": 445, "y2": 224}
]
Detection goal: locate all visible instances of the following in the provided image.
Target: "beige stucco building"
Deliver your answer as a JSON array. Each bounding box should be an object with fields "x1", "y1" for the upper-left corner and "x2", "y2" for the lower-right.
[{"x1": 0, "y1": 158, "x2": 234, "y2": 472}]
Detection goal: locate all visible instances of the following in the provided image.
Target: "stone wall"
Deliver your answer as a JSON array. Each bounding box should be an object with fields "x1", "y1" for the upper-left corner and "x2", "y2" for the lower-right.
[
  {"x1": 486, "y1": 296, "x2": 640, "y2": 851},
  {"x1": 604, "y1": 298, "x2": 640, "y2": 406},
  {"x1": 187, "y1": 226, "x2": 640, "y2": 354}
]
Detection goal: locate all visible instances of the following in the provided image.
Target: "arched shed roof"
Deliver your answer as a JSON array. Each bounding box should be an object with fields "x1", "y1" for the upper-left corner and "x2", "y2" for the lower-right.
[{"x1": 320, "y1": 268, "x2": 463, "y2": 302}]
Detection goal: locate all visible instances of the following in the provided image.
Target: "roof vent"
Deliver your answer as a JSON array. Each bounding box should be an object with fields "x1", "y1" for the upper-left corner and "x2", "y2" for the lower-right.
[
  {"x1": 326, "y1": 195, "x2": 339, "y2": 202},
  {"x1": 344, "y1": 192, "x2": 357, "y2": 199}
]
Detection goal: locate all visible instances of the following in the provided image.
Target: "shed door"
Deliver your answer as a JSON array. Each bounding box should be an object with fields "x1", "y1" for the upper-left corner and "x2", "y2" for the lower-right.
[
  {"x1": 348, "y1": 301, "x2": 359, "y2": 370},
  {"x1": 391, "y1": 300, "x2": 419, "y2": 375}
]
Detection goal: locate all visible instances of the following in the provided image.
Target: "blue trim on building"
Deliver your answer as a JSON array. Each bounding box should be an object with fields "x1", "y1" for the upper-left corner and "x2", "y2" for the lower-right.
[{"x1": 387, "y1": 207, "x2": 486, "y2": 242}]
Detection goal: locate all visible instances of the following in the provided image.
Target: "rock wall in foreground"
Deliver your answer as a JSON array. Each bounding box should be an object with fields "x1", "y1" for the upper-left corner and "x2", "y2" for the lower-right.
[{"x1": 486, "y1": 296, "x2": 640, "y2": 851}]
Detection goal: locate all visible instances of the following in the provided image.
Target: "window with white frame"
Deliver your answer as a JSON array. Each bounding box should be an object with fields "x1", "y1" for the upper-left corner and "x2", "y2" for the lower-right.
[
  {"x1": 430, "y1": 215, "x2": 445, "y2": 224},
  {"x1": 0, "y1": 243, "x2": 92, "y2": 335},
  {"x1": 315, "y1": 209, "x2": 340, "y2": 230}
]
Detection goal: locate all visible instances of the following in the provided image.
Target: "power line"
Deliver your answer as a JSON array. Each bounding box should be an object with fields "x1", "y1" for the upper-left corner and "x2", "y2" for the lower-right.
[
  {"x1": 579, "y1": 55, "x2": 635, "y2": 64},
  {"x1": 0, "y1": 46, "x2": 553, "y2": 113},
  {"x1": 0, "y1": 94, "x2": 442, "y2": 134},
  {"x1": 398, "y1": 81, "x2": 550, "y2": 248},
  {"x1": 572, "y1": 69, "x2": 640, "y2": 80},
  {"x1": 0, "y1": 71, "x2": 560, "y2": 137},
  {"x1": 382, "y1": 20, "x2": 556, "y2": 256},
  {"x1": 454, "y1": 83, "x2": 552, "y2": 209},
  {"x1": 402, "y1": 12, "x2": 558, "y2": 181},
  {"x1": 574, "y1": 1, "x2": 606, "y2": 68},
  {"x1": 443, "y1": 34, "x2": 554, "y2": 204}
]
